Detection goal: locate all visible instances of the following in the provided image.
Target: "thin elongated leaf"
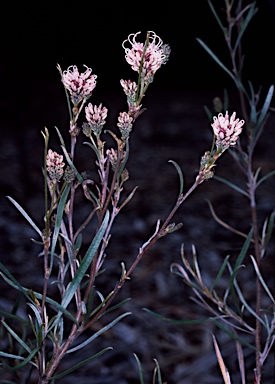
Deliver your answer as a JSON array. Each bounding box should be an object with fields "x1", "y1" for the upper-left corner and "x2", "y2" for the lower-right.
[
  {"x1": 196, "y1": 39, "x2": 235, "y2": 81},
  {"x1": 168, "y1": 160, "x2": 184, "y2": 196},
  {"x1": 142, "y1": 308, "x2": 216, "y2": 324},
  {"x1": 227, "y1": 228, "x2": 253, "y2": 302},
  {"x1": 50, "y1": 183, "x2": 70, "y2": 271},
  {"x1": 207, "y1": 0, "x2": 225, "y2": 33},
  {"x1": 233, "y1": 227, "x2": 254, "y2": 272},
  {"x1": 0, "y1": 348, "x2": 39, "y2": 371},
  {"x1": 1, "y1": 321, "x2": 31, "y2": 354},
  {"x1": 212, "y1": 319, "x2": 256, "y2": 350},
  {"x1": 210, "y1": 255, "x2": 230, "y2": 292},
  {"x1": 133, "y1": 354, "x2": 145, "y2": 384},
  {"x1": 231, "y1": 273, "x2": 266, "y2": 327},
  {"x1": 119, "y1": 186, "x2": 138, "y2": 211},
  {"x1": 153, "y1": 358, "x2": 163, "y2": 384},
  {"x1": 250, "y1": 256, "x2": 275, "y2": 303},
  {"x1": 0, "y1": 265, "x2": 78, "y2": 325},
  {"x1": 66, "y1": 312, "x2": 131, "y2": 353},
  {"x1": 50, "y1": 347, "x2": 112, "y2": 380},
  {"x1": 256, "y1": 170, "x2": 275, "y2": 189},
  {"x1": 233, "y1": 3, "x2": 257, "y2": 54},
  {"x1": 83, "y1": 141, "x2": 101, "y2": 161},
  {"x1": 0, "y1": 352, "x2": 26, "y2": 360},
  {"x1": 263, "y1": 211, "x2": 275, "y2": 250},
  {"x1": 6, "y1": 197, "x2": 42, "y2": 237},
  {"x1": 0, "y1": 309, "x2": 29, "y2": 325},
  {"x1": 57, "y1": 211, "x2": 109, "y2": 319},
  {"x1": 213, "y1": 176, "x2": 249, "y2": 197},
  {"x1": 27, "y1": 303, "x2": 43, "y2": 328},
  {"x1": 254, "y1": 85, "x2": 274, "y2": 138},
  {"x1": 55, "y1": 126, "x2": 67, "y2": 151},
  {"x1": 248, "y1": 82, "x2": 257, "y2": 124},
  {"x1": 0, "y1": 264, "x2": 33, "y2": 302},
  {"x1": 103, "y1": 298, "x2": 132, "y2": 315}
]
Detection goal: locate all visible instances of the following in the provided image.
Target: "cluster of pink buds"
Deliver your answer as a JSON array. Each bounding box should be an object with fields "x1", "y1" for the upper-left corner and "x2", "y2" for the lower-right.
[
  {"x1": 122, "y1": 31, "x2": 170, "y2": 81},
  {"x1": 117, "y1": 112, "x2": 133, "y2": 139},
  {"x1": 58, "y1": 64, "x2": 97, "y2": 105},
  {"x1": 83, "y1": 103, "x2": 108, "y2": 137},
  {"x1": 212, "y1": 111, "x2": 244, "y2": 150},
  {"x1": 46, "y1": 149, "x2": 65, "y2": 183},
  {"x1": 196, "y1": 111, "x2": 245, "y2": 183},
  {"x1": 120, "y1": 79, "x2": 142, "y2": 118},
  {"x1": 106, "y1": 148, "x2": 126, "y2": 169}
]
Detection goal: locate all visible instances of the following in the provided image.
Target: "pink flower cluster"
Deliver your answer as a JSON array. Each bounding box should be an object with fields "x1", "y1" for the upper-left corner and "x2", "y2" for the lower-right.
[
  {"x1": 117, "y1": 112, "x2": 133, "y2": 139},
  {"x1": 59, "y1": 64, "x2": 97, "y2": 105},
  {"x1": 122, "y1": 31, "x2": 170, "y2": 79},
  {"x1": 212, "y1": 111, "x2": 244, "y2": 149},
  {"x1": 120, "y1": 79, "x2": 142, "y2": 118},
  {"x1": 106, "y1": 148, "x2": 126, "y2": 169},
  {"x1": 83, "y1": 103, "x2": 108, "y2": 137},
  {"x1": 46, "y1": 149, "x2": 65, "y2": 182}
]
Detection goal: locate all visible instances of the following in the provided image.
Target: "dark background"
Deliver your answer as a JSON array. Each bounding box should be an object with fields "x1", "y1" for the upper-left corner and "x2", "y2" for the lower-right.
[
  {"x1": 2, "y1": 0, "x2": 275, "y2": 90},
  {"x1": 1, "y1": 1, "x2": 275, "y2": 383}
]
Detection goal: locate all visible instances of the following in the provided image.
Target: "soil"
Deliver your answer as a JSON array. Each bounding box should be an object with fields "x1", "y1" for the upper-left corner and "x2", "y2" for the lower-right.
[{"x1": 0, "y1": 80, "x2": 274, "y2": 383}]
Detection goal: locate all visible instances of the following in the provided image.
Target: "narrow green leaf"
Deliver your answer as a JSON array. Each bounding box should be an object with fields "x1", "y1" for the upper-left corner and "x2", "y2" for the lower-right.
[
  {"x1": 133, "y1": 354, "x2": 145, "y2": 384},
  {"x1": 55, "y1": 126, "x2": 67, "y2": 151},
  {"x1": 211, "y1": 319, "x2": 256, "y2": 350},
  {"x1": 58, "y1": 211, "x2": 109, "y2": 318},
  {"x1": 0, "y1": 352, "x2": 26, "y2": 360},
  {"x1": 66, "y1": 311, "x2": 131, "y2": 353},
  {"x1": 213, "y1": 176, "x2": 249, "y2": 197},
  {"x1": 6, "y1": 197, "x2": 42, "y2": 237},
  {"x1": 154, "y1": 358, "x2": 163, "y2": 384},
  {"x1": 50, "y1": 347, "x2": 112, "y2": 380},
  {"x1": 233, "y1": 227, "x2": 254, "y2": 273},
  {"x1": 142, "y1": 308, "x2": 215, "y2": 324},
  {"x1": 0, "y1": 309, "x2": 29, "y2": 325},
  {"x1": 207, "y1": 0, "x2": 225, "y2": 33},
  {"x1": 168, "y1": 160, "x2": 184, "y2": 196},
  {"x1": 233, "y1": 3, "x2": 257, "y2": 54},
  {"x1": 256, "y1": 170, "x2": 275, "y2": 189},
  {"x1": 1, "y1": 348, "x2": 39, "y2": 371},
  {"x1": 0, "y1": 264, "x2": 33, "y2": 302},
  {"x1": 196, "y1": 39, "x2": 235, "y2": 81},
  {"x1": 0, "y1": 265, "x2": 78, "y2": 325},
  {"x1": 210, "y1": 255, "x2": 230, "y2": 292},
  {"x1": 1, "y1": 321, "x2": 31, "y2": 354},
  {"x1": 250, "y1": 256, "x2": 275, "y2": 303},
  {"x1": 232, "y1": 274, "x2": 266, "y2": 327},
  {"x1": 254, "y1": 85, "x2": 274, "y2": 138},
  {"x1": 83, "y1": 141, "x2": 101, "y2": 161},
  {"x1": 263, "y1": 211, "x2": 275, "y2": 249},
  {"x1": 103, "y1": 298, "x2": 131, "y2": 315},
  {"x1": 50, "y1": 183, "x2": 70, "y2": 271},
  {"x1": 27, "y1": 303, "x2": 43, "y2": 334}
]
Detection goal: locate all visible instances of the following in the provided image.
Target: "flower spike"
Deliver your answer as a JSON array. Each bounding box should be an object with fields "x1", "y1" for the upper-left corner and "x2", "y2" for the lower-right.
[
  {"x1": 212, "y1": 111, "x2": 245, "y2": 150},
  {"x1": 57, "y1": 64, "x2": 97, "y2": 105},
  {"x1": 122, "y1": 31, "x2": 170, "y2": 78}
]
